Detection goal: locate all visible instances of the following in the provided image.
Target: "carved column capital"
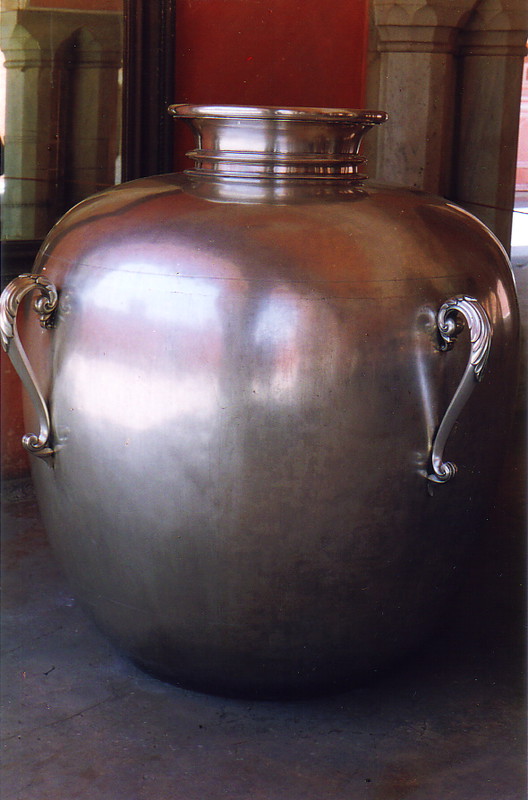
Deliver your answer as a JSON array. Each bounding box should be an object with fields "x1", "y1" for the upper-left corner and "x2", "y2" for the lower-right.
[
  {"x1": 0, "y1": 7, "x2": 122, "y2": 54},
  {"x1": 371, "y1": 0, "x2": 479, "y2": 52},
  {"x1": 375, "y1": 24, "x2": 459, "y2": 53},
  {"x1": 371, "y1": 0, "x2": 477, "y2": 27},
  {"x1": 460, "y1": 27, "x2": 528, "y2": 55}
]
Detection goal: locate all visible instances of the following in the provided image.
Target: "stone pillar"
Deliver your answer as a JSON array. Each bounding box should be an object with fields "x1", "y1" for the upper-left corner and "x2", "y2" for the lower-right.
[
  {"x1": 0, "y1": 8, "x2": 122, "y2": 242},
  {"x1": 365, "y1": 1, "x2": 476, "y2": 196},
  {"x1": 1, "y1": 16, "x2": 57, "y2": 239},
  {"x1": 56, "y1": 27, "x2": 122, "y2": 214},
  {"x1": 454, "y1": 2, "x2": 528, "y2": 247},
  {"x1": 365, "y1": 0, "x2": 528, "y2": 251}
]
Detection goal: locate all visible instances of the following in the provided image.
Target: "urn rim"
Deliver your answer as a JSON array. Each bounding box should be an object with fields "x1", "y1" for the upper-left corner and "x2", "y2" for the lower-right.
[{"x1": 168, "y1": 104, "x2": 388, "y2": 126}]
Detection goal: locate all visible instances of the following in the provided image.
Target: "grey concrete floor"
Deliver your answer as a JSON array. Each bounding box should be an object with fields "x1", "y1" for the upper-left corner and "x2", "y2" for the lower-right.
[{"x1": 1, "y1": 247, "x2": 526, "y2": 799}]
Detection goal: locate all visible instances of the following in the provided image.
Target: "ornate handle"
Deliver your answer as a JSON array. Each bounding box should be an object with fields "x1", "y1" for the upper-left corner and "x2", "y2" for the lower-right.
[
  {"x1": 428, "y1": 296, "x2": 491, "y2": 483},
  {"x1": 0, "y1": 274, "x2": 59, "y2": 461}
]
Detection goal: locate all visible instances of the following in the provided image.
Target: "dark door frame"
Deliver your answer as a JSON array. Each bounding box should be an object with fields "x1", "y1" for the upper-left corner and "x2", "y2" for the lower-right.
[{"x1": 122, "y1": 0, "x2": 176, "y2": 181}]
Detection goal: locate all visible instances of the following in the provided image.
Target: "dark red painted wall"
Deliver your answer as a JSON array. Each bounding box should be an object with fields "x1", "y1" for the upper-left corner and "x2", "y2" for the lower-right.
[
  {"x1": 172, "y1": 0, "x2": 370, "y2": 169},
  {"x1": 1, "y1": 349, "x2": 29, "y2": 479}
]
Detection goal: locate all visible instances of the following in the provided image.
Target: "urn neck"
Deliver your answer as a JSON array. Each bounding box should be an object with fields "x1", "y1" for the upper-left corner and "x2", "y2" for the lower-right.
[{"x1": 169, "y1": 105, "x2": 387, "y2": 181}]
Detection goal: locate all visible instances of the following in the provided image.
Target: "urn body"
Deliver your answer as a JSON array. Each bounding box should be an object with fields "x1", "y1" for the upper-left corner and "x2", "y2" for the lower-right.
[{"x1": 4, "y1": 106, "x2": 519, "y2": 697}]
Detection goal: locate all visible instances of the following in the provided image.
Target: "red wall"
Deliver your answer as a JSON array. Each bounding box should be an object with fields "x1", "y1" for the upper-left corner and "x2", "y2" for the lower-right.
[
  {"x1": 172, "y1": 0, "x2": 370, "y2": 169},
  {"x1": 1, "y1": 349, "x2": 29, "y2": 479}
]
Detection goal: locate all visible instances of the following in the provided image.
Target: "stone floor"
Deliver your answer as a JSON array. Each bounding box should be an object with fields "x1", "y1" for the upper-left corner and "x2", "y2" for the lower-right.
[{"x1": 1, "y1": 221, "x2": 526, "y2": 799}]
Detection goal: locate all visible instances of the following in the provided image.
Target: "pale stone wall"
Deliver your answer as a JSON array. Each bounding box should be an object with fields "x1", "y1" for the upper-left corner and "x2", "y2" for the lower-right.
[
  {"x1": 365, "y1": 0, "x2": 528, "y2": 250},
  {"x1": 1, "y1": 8, "x2": 122, "y2": 240}
]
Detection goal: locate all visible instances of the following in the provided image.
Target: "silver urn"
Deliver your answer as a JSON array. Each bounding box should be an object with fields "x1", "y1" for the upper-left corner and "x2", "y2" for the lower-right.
[{"x1": 1, "y1": 105, "x2": 519, "y2": 698}]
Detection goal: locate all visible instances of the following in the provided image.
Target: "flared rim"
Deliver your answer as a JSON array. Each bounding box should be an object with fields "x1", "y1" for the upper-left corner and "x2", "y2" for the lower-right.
[{"x1": 168, "y1": 104, "x2": 388, "y2": 125}]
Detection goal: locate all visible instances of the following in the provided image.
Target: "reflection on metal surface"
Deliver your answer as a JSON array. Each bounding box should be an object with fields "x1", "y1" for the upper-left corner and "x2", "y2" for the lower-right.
[
  {"x1": 67, "y1": 354, "x2": 219, "y2": 431},
  {"x1": 414, "y1": 305, "x2": 438, "y2": 469},
  {"x1": 251, "y1": 291, "x2": 301, "y2": 404},
  {"x1": 89, "y1": 267, "x2": 223, "y2": 326},
  {"x1": 428, "y1": 296, "x2": 492, "y2": 484},
  {"x1": 0, "y1": 274, "x2": 58, "y2": 461}
]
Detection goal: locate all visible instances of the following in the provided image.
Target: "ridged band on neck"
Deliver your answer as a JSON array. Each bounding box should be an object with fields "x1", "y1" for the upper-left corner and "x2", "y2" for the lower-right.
[
  {"x1": 184, "y1": 150, "x2": 369, "y2": 179},
  {"x1": 169, "y1": 105, "x2": 388, "y2": 181}
]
